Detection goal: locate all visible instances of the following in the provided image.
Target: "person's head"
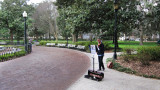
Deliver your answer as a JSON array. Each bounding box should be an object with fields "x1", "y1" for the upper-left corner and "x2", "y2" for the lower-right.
[{"x1": 97, "y1": 38, "x2": 101, "y2": 44}]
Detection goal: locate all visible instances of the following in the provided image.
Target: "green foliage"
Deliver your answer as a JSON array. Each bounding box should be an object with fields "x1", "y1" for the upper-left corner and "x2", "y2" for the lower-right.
[
  {"x1": 121, "y1": 46, "x2": 160, "y2": 65},
  {"x1": 103, "y1": 41, "x2": 110, "y2": 50},
  {"x1": 0, "y1": 0, "x2": 34, "y2": 41},
  {"x1": 123, "y1": 48, "x2": 135, "y2": 55},
  {"x1": 0, "y1": 50, "x2": 26, "y2": 62},
  {"x1": 56, "y1": 0, "x2": 116, "y2": 42},
  {"x1": 137, "y1": 46, "x2": 160, "y2": 61},
  {"x1": 39, "y1": 40, "x2": 111, "y2": 52}
]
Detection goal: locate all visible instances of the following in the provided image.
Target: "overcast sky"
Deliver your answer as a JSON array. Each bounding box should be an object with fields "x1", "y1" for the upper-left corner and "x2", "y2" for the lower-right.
[
  {"x1": 0, "y1": 0, "x2": 56, "y2": 4},
  {"x1": 28, "y1": 0, "x2": 56, "y2": 4}
]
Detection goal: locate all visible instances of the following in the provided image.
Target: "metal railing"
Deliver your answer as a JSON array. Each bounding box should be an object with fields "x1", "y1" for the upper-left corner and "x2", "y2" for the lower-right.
[{"x1": 0, "y1": 47, "x2": 22, "y2": 62}]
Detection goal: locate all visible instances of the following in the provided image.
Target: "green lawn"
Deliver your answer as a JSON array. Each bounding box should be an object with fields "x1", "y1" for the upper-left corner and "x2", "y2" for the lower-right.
[{"x1": 108, "y1": 41, "x2": 157, "y2": 49}]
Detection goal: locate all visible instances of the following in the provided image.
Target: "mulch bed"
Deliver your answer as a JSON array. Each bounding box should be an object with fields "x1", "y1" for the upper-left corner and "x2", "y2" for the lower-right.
[{"x1": 116, "y1": 57, "x2": 160, "y2": 77}]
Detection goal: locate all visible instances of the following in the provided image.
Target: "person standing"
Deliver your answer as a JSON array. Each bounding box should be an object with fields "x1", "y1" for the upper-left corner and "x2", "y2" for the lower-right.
[{"x1": 96, "y1": 38, "x2": 105, "y2": 71}]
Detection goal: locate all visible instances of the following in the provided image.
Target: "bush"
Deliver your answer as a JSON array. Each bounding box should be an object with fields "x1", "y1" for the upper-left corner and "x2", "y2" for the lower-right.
[
  {"x1": 103, "y1": 41, "x2": 110, "y2": 50},
  {"x1": 123, "y1": 48, "x2": 135, "y2": 55},
  {"x1": 121, "y1": 48, "x2": 136, "y2": 62},
  {"x1": 0, "y1": 50, "x2": 26, "y2": 62},
  {"x1": 39, "y1": 41, "x2": 48, "y2": 46},
  {"x1": 137, "y1": 46, "x2": 160, "y2": 65},
  {"x1": 137, "y1": 46, "x2": 160, "y2": 61}
]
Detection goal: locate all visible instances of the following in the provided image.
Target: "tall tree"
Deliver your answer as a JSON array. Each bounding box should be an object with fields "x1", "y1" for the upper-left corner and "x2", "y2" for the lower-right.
[
  {"x1": 153, "y1": 2, "x2": 160, "y2": 40},
  {"x1": 0, "y1": 0, "x2": 34, "y2": 42},
  {"x1": 32, "y1": 1, "x2": 58, "y2": 41}
]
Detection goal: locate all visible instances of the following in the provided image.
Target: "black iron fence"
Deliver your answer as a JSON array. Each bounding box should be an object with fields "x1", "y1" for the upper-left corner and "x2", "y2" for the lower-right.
[
  {"x1": 0, "y1": 41, "x2": 32, "y2": 53},
  {"x1": 0, "y1": 44, "x2": 32, "y2": 62}
]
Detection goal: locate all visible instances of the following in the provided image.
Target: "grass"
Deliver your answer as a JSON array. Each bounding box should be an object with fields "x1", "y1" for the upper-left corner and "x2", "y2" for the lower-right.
[{"x1": 108, "y1": 41, "x2": 157, "y2": 49}]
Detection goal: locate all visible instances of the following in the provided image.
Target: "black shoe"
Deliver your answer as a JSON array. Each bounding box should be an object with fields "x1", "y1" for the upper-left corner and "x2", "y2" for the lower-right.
[{"x1": 97, "y1": 69, "x2": 101, "y2": 71}]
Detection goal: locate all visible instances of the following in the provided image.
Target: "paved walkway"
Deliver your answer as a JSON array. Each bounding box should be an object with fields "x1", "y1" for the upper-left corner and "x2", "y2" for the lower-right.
[
  {"x1": 0, "y1": 46, "x2": 90, "y2": 90},
  {"x1": 0, "y1": 46, "x2": 160, "y2": 90},
  {"x1": 68, "y1": 52, "x2": 160, "y2": 90}
]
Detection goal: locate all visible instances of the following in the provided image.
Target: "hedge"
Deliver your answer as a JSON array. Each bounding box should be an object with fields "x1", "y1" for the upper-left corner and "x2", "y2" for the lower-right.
[
  {"x1": 0, "y1": 50, "x2": 26, "y2": 62},
  {"x1": 39, "y1": 41, "x2": 111, "y2": 52},
  {"x1": 137, "y1": 46, "x2": 160, "y2": 61}
]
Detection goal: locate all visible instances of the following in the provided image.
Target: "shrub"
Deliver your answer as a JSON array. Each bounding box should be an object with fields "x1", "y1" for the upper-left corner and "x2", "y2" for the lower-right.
[
  {"x1": 0, "y1": 50, "x2": 26, "y2": 62},
  {"x1": 123, "y1": 48, "x2": 135, "y2": 55},
  {"x1": 103, "y1": 41, "x2": 110, "y2": 50},
  {"x1": 136, "y1": 46, "x2": 160, "y2": 65},
  {"x1": 121, "y1": 48, "x2": 136, "y2": 62},
  {"x1": 122, "y1": 54, "x2": 130, "y2": 62},
  {"x1": 137, "y1": 46, "x2": 160, "y2": 61},
  {"x1": 39, "y1": 41, "x2": 48, "y2": 46}
]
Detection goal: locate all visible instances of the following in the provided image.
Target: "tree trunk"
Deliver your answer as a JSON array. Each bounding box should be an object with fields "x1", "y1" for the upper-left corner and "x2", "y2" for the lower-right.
[
  {"x1": 159, "y1": 32, "x2": 160, "y2": 40},
  {"x1": 89, "y1": 34, "x2": 93, "y2": 42},
  {"x1": 50, "y1": 19, "x2": 58, "y2": 42},
  {"x1": 49, "y1": 29, "x2": 51, "y2": 41},
  {"x1": 36, "y1": 35, "x2": 38, "y2": 41},
  {"x1": 80, "y1": 33, "x2": 83, "y2": 40},
  {"x1": 10, "y1": 29, "x2": 13, "y2": 43},
  {"x1": 72, "y1": 33, "x2": 77, "y2": 43},
  {"x1": 140, "y1": 26, "x2": 143, "y2": 45}
]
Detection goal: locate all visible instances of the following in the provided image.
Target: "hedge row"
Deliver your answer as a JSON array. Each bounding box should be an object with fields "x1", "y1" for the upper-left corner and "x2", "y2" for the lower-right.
[
  {"x1": 137, "y1": 46, "x2": 160, "y2": 61},
  {"x1": 0, "y1": 50, "x2": 26, "y2": 62},
  {"x1": 39, "y1": 41, "x2": 111, "y2": 52},
  {"x1": 122, "y1": 46, "x2": 160, "y2": 65}
]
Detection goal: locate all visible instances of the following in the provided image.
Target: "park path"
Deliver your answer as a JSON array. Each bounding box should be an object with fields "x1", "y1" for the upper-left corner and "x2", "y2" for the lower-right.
[
  {"x1": 68, "y1": 53, "x2": 160, "y2": 90},
  {"x1": 0, "y1": 46, "x2": 90, "y2": 90}
]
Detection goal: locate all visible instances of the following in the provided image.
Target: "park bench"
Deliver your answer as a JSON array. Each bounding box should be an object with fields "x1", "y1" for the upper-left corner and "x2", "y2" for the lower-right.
[
  {"x1": 0, "y1": 42, "x2": 7, "y2": 45},
  {"x1": 67, "y1": 44, "x2": 76, "y2": 48},
  {"x1": 0, "y1": 46, "x2": 5, "y2": 51},
  {"x1": 46, "y1": 43, "x2": 51, "y2": 46},
  {"x1": 57, "y1": 44, "x2": 66, "y2": 47},
  {"x1": 76, "y1": 45, "x2": 85, "y2": 50},
  {"x1": 50, "y1": 43, "x2": 56, "y2": 46},
  {"x1": 46, "y1": 43, "x2": 56, "y2": 47},
  {"x1": 34, "y1": 42, "x2": 40, "y2": 45}
]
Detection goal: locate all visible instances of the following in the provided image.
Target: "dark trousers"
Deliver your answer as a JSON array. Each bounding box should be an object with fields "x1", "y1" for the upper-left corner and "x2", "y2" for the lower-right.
[{"x1": 98, "y1": 56, "x2": 104, "y2": 70}]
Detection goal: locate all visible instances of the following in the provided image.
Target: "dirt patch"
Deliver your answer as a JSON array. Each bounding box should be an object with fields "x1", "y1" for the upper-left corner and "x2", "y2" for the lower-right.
[{"x1": 116, "y1": 58, "x2": 160, "y2": 77}]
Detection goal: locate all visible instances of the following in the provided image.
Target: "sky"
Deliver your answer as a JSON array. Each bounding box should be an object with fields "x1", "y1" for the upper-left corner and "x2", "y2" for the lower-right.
[
  {"x1": 0, "y1": 0, "x2": 56, "y2": 4},
  {"x1": 28, "y1": 0, "x2": 56, "y2": 4}
]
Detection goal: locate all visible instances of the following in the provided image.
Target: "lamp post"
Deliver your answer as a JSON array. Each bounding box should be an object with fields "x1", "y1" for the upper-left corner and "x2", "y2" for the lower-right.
[
  {"x1": 113, "y1": 0, "x2": 119, "y2": 60},
  {"x1": 23, "y1": 11, "x2": 27, "y2": 52}
]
